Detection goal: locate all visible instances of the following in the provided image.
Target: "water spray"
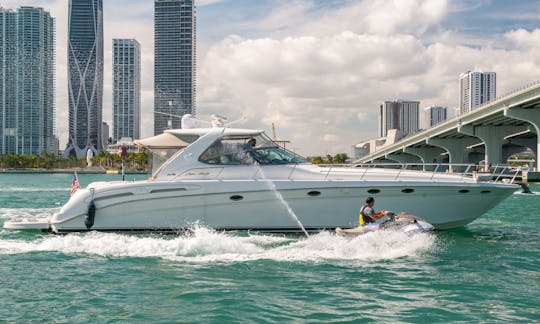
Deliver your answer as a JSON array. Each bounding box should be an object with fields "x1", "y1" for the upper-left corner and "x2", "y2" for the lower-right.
[{"x1": 256, "y1": 164, "x2": 309, "y2": 238}]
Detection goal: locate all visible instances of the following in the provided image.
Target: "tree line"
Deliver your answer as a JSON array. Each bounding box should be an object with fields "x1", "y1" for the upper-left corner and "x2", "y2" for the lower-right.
[
  {"x1": 1, "y1": 151, "x2": 349, "y2": 169},
  {"x1": 0, "y1": 151, "x2": 148, "y2": 171},
  {"x1": 308, "y1": 153, "x2": 349, "y2": 164}
]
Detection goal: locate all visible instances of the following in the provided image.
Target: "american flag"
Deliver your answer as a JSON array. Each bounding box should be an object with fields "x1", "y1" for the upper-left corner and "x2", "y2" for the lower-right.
[{"x1": 70, "y1": 172, "x2": 80, "y2": 196}]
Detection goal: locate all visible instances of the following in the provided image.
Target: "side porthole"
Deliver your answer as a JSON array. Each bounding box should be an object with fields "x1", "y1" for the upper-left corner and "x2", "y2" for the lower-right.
[
  {"x1": 401, "y1": 188, "x2": 415, "y2": 193},
  {"x1": 307, "y1": 191, "x2": 321, "y2": 197},
  {"x1": 480, "y1": 190, "x2": 491, "y2": 194},
  {"x1": 367, "y1": 189, "x2": 380, "y2": 194},
  {"x1": 458, "y1": 189, "x2": 470, "y2": 194},
  {"x1": 230, "y1": 195, "x2": 244, "y2": 201}
]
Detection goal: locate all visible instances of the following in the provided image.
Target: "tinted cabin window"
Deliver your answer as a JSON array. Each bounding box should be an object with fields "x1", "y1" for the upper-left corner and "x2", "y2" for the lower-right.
[{"x1": 199, "y1": 136, "x2": 305, "y2": 165}]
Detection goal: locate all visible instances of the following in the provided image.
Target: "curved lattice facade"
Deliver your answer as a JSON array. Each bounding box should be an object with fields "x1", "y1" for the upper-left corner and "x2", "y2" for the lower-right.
[{"x1": 65, "y1": 0, "x2": 103, "y2": 158}]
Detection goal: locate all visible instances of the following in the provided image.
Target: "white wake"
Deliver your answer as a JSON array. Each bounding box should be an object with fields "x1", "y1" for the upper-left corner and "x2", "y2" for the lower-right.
[{"x1": 0, "y1": 227, "x2": 436, "y2": 263}]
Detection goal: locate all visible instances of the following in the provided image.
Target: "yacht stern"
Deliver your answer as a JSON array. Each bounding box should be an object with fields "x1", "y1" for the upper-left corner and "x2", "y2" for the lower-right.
[{"x1": 3, "y1": 217, "x2": 51, "y2": 231}]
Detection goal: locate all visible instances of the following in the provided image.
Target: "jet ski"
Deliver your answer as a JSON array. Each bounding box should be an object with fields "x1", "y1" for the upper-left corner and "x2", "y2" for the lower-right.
[{"x1": 335, "y1": 213, "x2": 434, "y2": 237}]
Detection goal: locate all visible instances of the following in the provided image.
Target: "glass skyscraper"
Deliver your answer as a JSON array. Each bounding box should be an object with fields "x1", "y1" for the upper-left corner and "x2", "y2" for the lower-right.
[
  {"x1": 113, "y1": 38, "x2": 141, "y2": 142},
  {"x1": 154, "y1": 0, "x2": 196, "y2": 135},
  {"x1": 65, "y1": 0, "x2": 103, "y2": 158},
  {"x1": 0, "y1": 8, "x2": 17, "y2": 155},
  {"x1": 424, "y1": 106, "x2": 447, "y2": 129},
  {"x1": 0, "y1": 7, "x2": 56, "y2": 155}
]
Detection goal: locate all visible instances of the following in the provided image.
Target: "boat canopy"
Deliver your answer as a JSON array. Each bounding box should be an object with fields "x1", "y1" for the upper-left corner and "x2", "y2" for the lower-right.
[{"x1": 134, "y1": 133, "x2": 190, "y2": 149}]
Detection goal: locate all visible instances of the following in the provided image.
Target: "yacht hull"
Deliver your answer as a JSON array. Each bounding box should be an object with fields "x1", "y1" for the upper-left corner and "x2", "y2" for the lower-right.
[{"x1": 48, "y1": 180, "x2": 516, "y2": 233}]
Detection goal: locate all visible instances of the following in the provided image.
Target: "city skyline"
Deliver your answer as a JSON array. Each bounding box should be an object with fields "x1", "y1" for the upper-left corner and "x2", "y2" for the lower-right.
[{"x1": 1, "y1": 0, "x2": 540, "y2": 155}]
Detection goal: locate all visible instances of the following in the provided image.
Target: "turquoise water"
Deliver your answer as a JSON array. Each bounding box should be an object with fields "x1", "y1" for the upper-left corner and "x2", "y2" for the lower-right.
[{"x1": 0, "y1": 173, "x2": 539, "y2": 322}]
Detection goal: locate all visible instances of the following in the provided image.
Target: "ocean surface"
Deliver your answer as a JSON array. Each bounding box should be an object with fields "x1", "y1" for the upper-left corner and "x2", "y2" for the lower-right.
[{"x1": 0, "y1": 173, "x2": 539, "y2": 323}]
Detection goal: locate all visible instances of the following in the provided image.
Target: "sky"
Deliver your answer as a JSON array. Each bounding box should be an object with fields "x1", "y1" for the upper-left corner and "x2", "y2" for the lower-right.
[{"x1": 2, "y1": 0, "x2": 540, "y2": 156}]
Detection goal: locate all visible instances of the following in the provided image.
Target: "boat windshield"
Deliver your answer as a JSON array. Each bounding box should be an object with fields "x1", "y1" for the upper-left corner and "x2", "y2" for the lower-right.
[{"x1": 199, "y1": 135, "x2": 305, "y2": 165}]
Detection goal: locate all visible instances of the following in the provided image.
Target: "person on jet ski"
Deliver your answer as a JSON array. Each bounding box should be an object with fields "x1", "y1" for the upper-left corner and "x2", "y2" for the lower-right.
[{"x1": 359, "y1": 196, "x2": 392, "y2": 225}]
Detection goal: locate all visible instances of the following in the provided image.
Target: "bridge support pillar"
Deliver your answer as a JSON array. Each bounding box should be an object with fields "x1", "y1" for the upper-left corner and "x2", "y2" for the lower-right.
[
  {"x1": 505, "y1": 108, "x2": 540, "y2": 170},
  {"x1": 426, "y1": 137, "x2": 479, "y2": 172},
  {"x1": 403, "y1": 147, "x2": 446, "y2": 170},
  {"x1": 460, "y1": 124, "x2": 530, "y2": 169}
]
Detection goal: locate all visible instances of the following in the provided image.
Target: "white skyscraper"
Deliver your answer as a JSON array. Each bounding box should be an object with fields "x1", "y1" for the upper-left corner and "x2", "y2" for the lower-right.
[
  {"x1": 0, "y1": 6, "x2": 56, "y2": 155},
  {"x1": 424, "y1": 106, "x2": 447, "y2": 129},
  {"x1": 379, "y1": 100, "x2": 420, "y2": 138},
  {"x1": 113, "y1": 38, "x2": 140, "y2": 142},
  {"x1": 459, "y1": 71, "x2": 496, "y2": 114}
]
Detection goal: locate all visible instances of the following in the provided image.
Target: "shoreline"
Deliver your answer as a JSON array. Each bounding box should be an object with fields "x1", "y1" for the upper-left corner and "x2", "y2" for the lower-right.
[{"x1": 0, "y1": 168, "x2": 148, "y2": 175}]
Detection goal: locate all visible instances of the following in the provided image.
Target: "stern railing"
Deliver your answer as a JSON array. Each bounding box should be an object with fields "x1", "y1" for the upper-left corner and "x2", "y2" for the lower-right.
[{"x1": 172, "y1": 163, "x2": 524, "y2": 183}]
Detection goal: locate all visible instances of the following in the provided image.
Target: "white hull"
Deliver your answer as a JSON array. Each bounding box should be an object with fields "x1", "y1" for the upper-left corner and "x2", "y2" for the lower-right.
[
  {"x1": 3, "y1": 126, "x2": 520, "y2": 233},
  {"x1": 46, "y1": 180, "x2": 515, "y2": 233}
]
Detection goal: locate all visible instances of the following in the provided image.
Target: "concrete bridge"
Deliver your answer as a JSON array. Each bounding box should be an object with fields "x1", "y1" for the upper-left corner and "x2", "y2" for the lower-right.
[{"x1": 356, "y1": 81, "x2": 540, "y2": 171}]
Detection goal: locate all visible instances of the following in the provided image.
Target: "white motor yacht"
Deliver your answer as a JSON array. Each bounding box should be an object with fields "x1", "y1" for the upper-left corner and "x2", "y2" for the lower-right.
[{"x1": 4, "y1": 116, "x2": 519, "y2": 233}]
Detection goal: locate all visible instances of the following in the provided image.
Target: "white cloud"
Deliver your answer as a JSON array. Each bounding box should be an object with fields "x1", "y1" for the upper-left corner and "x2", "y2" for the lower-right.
[
  {"x1": 198, "y1": 24, "x2": 540, "y2": 155},
  {"x1": 296, "y1": 0, "x2": 447, "y2": 37},
  {"x1": 505, "y1": 28, "x2": 540, "y2": 49},
  {"x1": 322, "y1": 134, "x2": 339, "y2": 143},
  {"x1": 198, "y1": 32, "x2": 428, "y2": 155},
  {"x1": 196, "y1": 0, "x2": 224, "y2": 6}
]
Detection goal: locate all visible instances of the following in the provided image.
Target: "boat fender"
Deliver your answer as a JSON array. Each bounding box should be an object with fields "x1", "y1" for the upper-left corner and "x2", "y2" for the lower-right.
[{"x1": 85, "y1": 201, "x2": 96, "y2": 229}]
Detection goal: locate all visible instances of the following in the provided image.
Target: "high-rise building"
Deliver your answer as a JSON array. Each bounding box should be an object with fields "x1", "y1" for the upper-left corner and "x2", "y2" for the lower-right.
[
  {"x1": 0, "y1": 8, "x2": 17, "y2": 155},
  {"x1": 459, "y1": 71, "x2": 496, "y2": 114},
  {"x1": 424, "y1": 106, "x2": 447, "y2": 129},
  {"x1": 154, "y1": 0, "x2": 196, "y2": 135},
  {"x1": 113, "y1": 39, "x2": 140, "y2": 142},
  {"x1": 101, "y1": 121, "x2": 109, "y2": 147},
  {"x1": 0, "y1": 6, "x2": 56, "y2": 155},
  {"x1": 379, "y1": 100, "x2": 420, "y2": 138},
  {"x1": 65, "y1": 0, "x2": 103, "y2": 158}
]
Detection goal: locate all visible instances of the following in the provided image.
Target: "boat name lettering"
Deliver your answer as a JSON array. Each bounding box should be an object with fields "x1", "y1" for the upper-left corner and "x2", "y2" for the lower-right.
[{"x1": 185, "y1": 172, "x2": 211, "y2": 176}]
